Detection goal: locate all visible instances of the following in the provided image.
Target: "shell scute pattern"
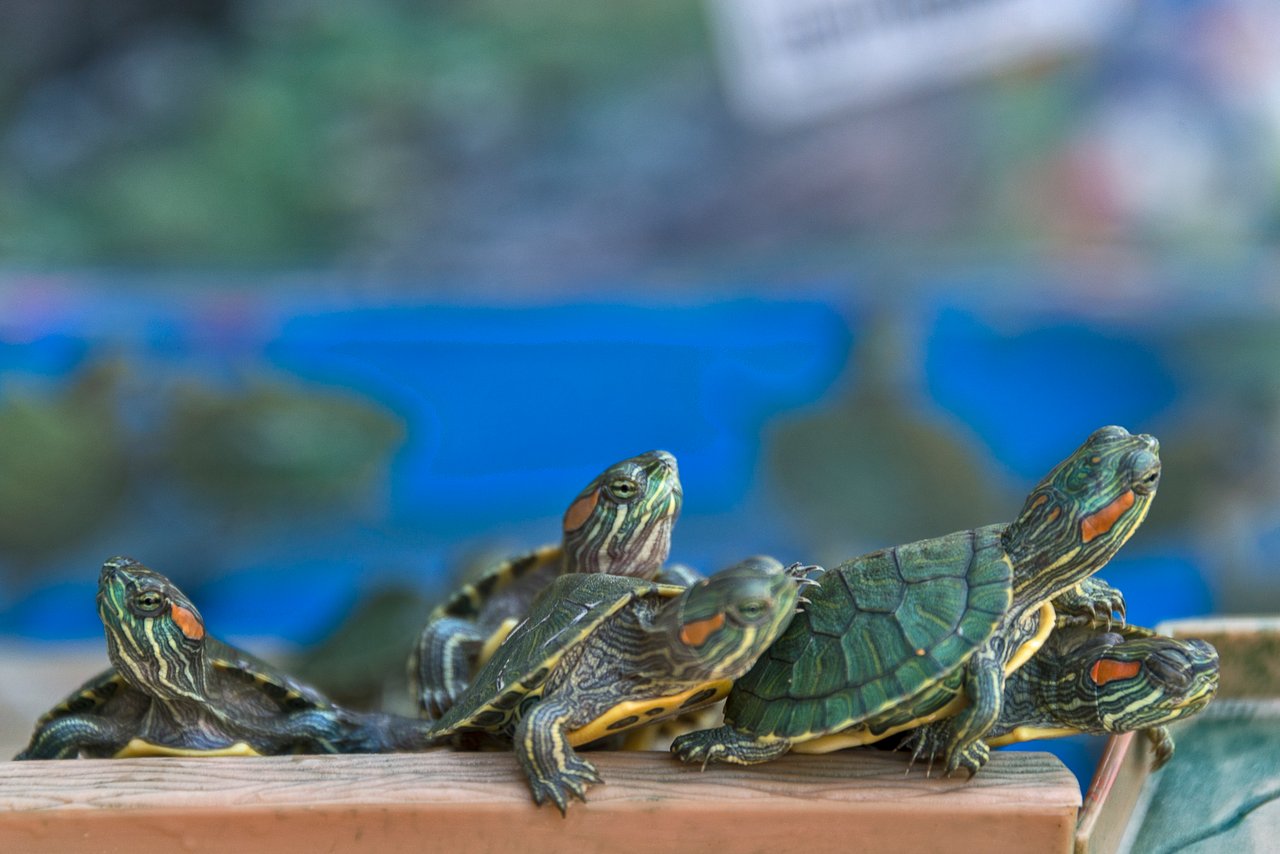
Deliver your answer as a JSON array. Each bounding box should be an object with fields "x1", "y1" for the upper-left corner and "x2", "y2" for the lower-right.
[
  {"x1": 846, "y1": 556, "x2": 904, "y2": 613},
  {"x1": 439, "y1": 547, "x2": 558, "y2": 620},
  {"x1": 40, "y1": 674, "x2": 126, "y2": 727},
  {"x1": 431, "y1": 573, "x2": 656, "y2": 735},
  {"x1": 894, "y1": 534, "x2": 974, "y2": 583},
  {"x1": 207, "y1": 640, "x2": 330, "y2": 713},
  {"x1": 728, "y1": 526, "x2": 1012, "y2": 736}
]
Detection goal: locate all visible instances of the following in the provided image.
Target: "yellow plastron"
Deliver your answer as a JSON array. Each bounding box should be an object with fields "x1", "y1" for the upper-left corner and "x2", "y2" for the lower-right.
[
  {"x1": 566, "y1": 679, "x2": 733, "y2": 747},
  {"x1": 113, "y1": 738, "x2": 261, "y2": 758}
]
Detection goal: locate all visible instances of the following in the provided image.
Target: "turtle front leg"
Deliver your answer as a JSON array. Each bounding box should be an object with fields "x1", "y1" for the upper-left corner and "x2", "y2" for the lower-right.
[
  {"x1": 15, "y1": 714, "x2": 133, "y2": 760},
  {"x1": 1145, "y1": 725, "x2": 1175, "y2": 770},
  {"x1": 671, "y1": 725, "x2": 791, "y2": 767},
  {"x1": 413, "y1": 616, "x2": 485, "y2": 719},
  {"x1": 942, "y1": 654, "x2": 1006, "y2": 777},
  {"x1": 513, "y1": 697, "x2": 602, "y2": 815},
  {"x1": 1054, "y1": 578, "x2": 1126, "y2": 628}
]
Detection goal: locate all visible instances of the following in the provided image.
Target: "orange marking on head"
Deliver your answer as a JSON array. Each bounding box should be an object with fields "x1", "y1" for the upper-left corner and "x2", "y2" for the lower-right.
[
  {"x1": 1046, "y1": 507, "x2": 1062, "y2": 523},
  {"x1": 679, "y1": 612, "x2": 725, "y2": 646},
  {"x1": 1080, "y1": 490, "x2": 1135, "y2": 543},
  {"x1": 563, "y1": 489, "x2": 600, "y2": 533},
  {"x1": 1031, "y1": 494, "x2": 1049, "y2": 510},
  {"x1": 170, "y1": 605, "x2": 205, "y2": 641},
  {"x1": 1089, "y1": 658, "x2": 1141, "y2": 686}
]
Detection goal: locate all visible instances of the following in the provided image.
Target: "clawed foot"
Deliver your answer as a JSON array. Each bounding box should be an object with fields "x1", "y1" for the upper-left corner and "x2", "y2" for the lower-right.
[
  {"x1": 1057, "y1": 578, "x2": 1126, "y2": 630},
  {"x1": 527, "y1": 754, "x2": 603, "y2": 816},
  {"x1": 903, "y1": 724, "x2": 949, "y2": 777},
  {"x1": 786, "y1": 563, "x2": 824, "y2": 610},
  {"x1": 671, "y1": 731, "x2": 726, "y2": 769},
  {"x1": 944, "y1": 739, "x2": 990, "y2": 779}
]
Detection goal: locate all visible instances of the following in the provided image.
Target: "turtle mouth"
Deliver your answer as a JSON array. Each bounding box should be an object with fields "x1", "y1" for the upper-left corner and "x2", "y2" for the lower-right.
[
  {"x1": 646, "y1": 450, "x2": 678, "y2": 475},
  {"x1": 1130, "y1": 453, "x2": 1162, "y2": 496}
]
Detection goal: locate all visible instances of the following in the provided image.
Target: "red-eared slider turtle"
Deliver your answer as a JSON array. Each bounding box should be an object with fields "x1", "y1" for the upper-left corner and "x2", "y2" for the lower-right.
[
  {"x1": 674, "y1": 425, "x2": 1161, "y2": 776},
  {"x1": 428, "y1": 556, "x2": 814, "y2": 813},
  {"x1": 906, "y1": 622, "x2": 1218, "y2": 770},
  {"x1": 15, "y1": 557, "x2": 432, "y2": 759},
  {"x1": 411, "y1": 449, "x2": 683, "y2": 719}
]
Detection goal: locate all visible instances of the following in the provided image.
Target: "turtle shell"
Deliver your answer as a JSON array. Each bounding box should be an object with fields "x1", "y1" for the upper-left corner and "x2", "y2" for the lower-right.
[
  {"x1": 725, "y1": 524, "x2": 1013, "y2": 740},
  {"x1": 29, "y1": 669, "x2": 135, "y2": 732},
  {"x1": 32, "y1": 639, "x2": 331, "y2": 734},
  {"x1": 434, "y1": 545, "x2": 563, "y2": 622},
  {"x1": 204, "y1": 638, "x2": 334, "y2": 716},
  {"x1": 429, "y1": 572, "x2": 680, "y2": 736}
]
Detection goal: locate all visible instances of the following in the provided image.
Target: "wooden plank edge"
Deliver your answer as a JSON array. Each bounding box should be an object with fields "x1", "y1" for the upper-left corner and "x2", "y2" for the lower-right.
[{"x1": 0, "y1": 750, "x2": 1081, "y2": 854}]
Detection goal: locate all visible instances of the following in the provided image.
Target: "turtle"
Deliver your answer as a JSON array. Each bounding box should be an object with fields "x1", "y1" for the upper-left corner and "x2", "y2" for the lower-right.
[
  {"x1": 673, "y1": 425, "x2": 1161, "y2": 777},
  {"x1": 904, "y1": 622, "x2": 1219, "y2": 770},
  {"x1": 15, "y1": 556, "x2": 432, "y2": 759},
  {"x1": 427, "y1": 556, "x2": 815, "y2": 814},
  {"x1": 410, "y1": 449, "x2": 684, "y2": 719}
]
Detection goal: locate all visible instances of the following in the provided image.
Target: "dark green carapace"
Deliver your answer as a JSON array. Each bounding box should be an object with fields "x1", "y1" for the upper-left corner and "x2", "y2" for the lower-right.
[
  {"x1": 410, "y1": 450, "x2": 684, "y2": 719},
  {"x1": 429, "y1": 557, "x2": 812, "y2": 814},
  {"x1": 674, "y1": 426, "x2": 1161, "y2": 777},
  {"x1": 16, "y1": 557, "x2": 432, "y2": 760}
]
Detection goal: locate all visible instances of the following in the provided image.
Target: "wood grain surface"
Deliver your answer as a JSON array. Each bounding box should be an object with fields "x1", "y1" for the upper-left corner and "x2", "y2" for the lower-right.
[{"x1": 0, "y1": 749, "x2": 1080, "y2": 854}]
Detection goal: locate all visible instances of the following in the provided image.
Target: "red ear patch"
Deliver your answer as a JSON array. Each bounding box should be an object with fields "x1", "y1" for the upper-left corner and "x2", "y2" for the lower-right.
[
  {"x1": 170, "y1": 604, "x2": 205, "y2": 641},
  {"x1": 1089, "y1": 658, "x2": 1141, "y2": 685},
  {"x1": 1080, "y1": 490, "x2": 1136, "y2": 543},
  {"x1": 679, "y1": 612, "x2": 725, "y2": 646},
  {"x1": 563, "y1": 489, "x2": 600, "y2": 533}
]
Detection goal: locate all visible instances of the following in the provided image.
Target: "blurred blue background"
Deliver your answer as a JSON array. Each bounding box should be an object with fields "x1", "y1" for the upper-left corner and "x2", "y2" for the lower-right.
[{"x1": 2, "y1": 0, "x2": 1278, "y2": 787}]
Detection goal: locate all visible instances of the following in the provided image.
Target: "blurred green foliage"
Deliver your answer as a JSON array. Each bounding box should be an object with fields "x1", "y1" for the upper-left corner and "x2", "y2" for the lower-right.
[
  {"x1": 0, "y1": 366, "x2": 128, "y2": 561},
  {"x1": 165, "y1": 380, "x2": 404, "y2": 509}
]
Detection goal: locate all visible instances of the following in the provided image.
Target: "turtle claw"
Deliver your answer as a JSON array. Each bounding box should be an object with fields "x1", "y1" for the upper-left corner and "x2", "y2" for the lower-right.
[
  {"x1": 785, "y1": 563, "x2": 824, "y2": 585},
  {"x1": 529, "y1": 756, "x2": 602, "y2": 816},
  {"x1": 1057, "y1": 578, "x2": 1127, "y2": 630},
  {"x1": 944, "y1": 740, "x2": 989, "y2": 779}
]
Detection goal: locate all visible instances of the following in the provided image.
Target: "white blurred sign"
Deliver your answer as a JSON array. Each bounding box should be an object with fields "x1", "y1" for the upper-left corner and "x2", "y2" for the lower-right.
[{"x1": 708, "y1": 0, "x2": 1131, "y2": 125}]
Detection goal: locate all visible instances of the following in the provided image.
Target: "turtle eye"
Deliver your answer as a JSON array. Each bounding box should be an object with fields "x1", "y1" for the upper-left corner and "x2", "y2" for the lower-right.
[
  {"x1": 734, "y1": 599, "x2": 769, "y2": 623},
  {"x1": 133, "y1": 591, "x2": 165, "y2": 615},
  {"x1": 607, "y1": 477, "x2": 640, "y2": 501}
]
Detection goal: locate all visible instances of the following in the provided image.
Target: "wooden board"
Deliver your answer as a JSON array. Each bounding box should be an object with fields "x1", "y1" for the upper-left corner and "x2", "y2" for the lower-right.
[{"x1": 0, "y1": 750, "x2": 1080, "y2": 854}]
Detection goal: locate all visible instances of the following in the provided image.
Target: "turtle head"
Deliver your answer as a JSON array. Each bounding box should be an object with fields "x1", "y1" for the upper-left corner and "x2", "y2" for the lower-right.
[
  {"x1": 561, "y1": 450, "x2": 682, "y2": 578},
  {"x1": 97, "y1": 556, "x2": 210, "y2": 703},
  {"x1": 1054, "y1": 633, "x2": 1218, "y2": 733},
  {"x1": 652, "y1": 556, "x2": 801, "y2": 682},
  {"x1": 1004, "y1": 426, "x2": 1160, "y2": 600}
]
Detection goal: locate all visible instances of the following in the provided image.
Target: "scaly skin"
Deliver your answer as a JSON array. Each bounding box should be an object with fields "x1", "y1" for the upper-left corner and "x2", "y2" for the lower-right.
[
  {"x1": 906, "y1": 624, "x2": 1218, "y2": 771},
  {"x1": 411, "y1": 450, "x2": 684, "y2": 719},
  {"x1": 16, "y1": 557, "x2": 434, "y2": 759},
  {"x1": 674, "y1": 426, "x2": 1161, "y2": 777},
  {"x1": 431, "y1": 558, "x2": 815, "y2": 814}
]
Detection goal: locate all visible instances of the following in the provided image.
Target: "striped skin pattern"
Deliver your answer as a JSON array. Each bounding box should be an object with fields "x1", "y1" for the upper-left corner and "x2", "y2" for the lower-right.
[
  {"x1": 910, "y1": 624, "x2": 1219, "y2": 771},
  {"x1": 428, "y1": 558, "x2": 807, "y2": 814},
  {"x1": 674, "y1": 426, "x2": 1162, "y2": 777},
  {"x1": 411, "y1": 450, "x2": 683, "y2": 719},
  {"x1": 15, "y1": 557, "x2": 434, "y2": 760}
]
